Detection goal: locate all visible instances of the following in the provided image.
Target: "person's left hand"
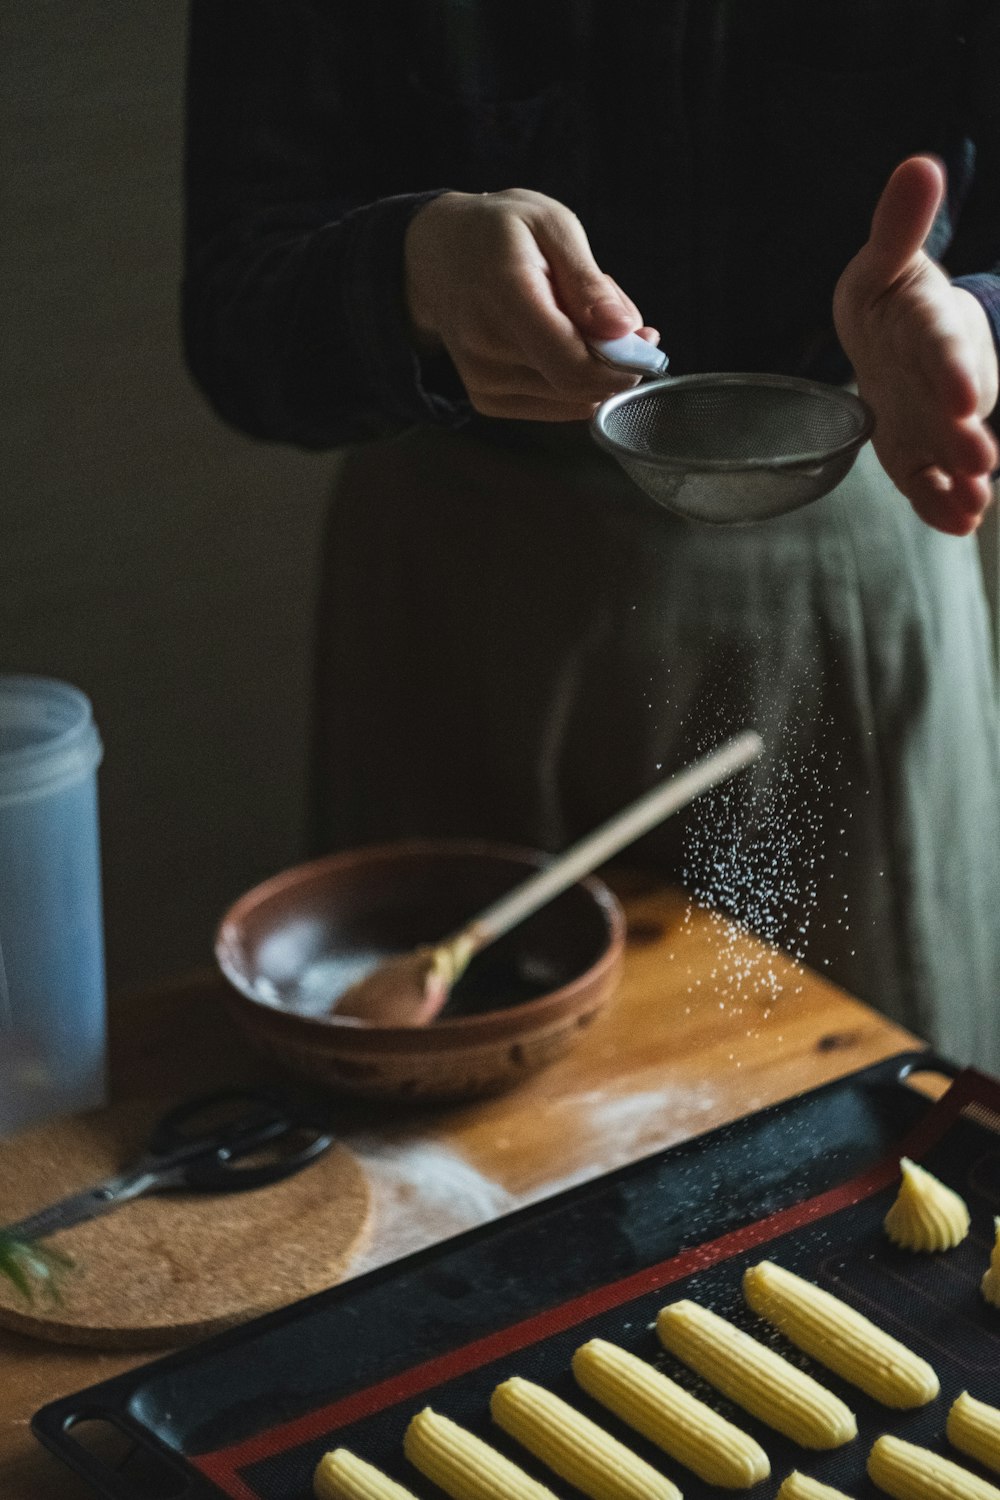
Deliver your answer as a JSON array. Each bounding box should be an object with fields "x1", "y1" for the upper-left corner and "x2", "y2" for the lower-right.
[{"x1": 833, "y1": 155, "x2": 998, "y2": 534}]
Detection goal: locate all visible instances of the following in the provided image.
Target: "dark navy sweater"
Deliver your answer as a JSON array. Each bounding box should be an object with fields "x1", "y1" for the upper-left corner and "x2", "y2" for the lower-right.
[{"x1": 182, "y1": 0, "x2": 1000, "y2": 448}]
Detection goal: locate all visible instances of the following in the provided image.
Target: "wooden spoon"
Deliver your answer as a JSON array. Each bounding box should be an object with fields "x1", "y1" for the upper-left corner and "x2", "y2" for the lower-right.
[{"x1": 331, "y1": 730, "x2": 764, "y2": 1026}]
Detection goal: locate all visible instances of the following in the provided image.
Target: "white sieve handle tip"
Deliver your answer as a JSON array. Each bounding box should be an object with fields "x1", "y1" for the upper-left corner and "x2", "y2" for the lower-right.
[{"x1": 590, "y1": 334, "x2": 669, "y2": 377}]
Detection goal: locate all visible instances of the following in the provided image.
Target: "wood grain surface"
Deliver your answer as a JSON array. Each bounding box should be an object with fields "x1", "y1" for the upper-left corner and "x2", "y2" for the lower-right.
[{"x1": 0, "y1": 875, "x2": 921, "y2": 1499}]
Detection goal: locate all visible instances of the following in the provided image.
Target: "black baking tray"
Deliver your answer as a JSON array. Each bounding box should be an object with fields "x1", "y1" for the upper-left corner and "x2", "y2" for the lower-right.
[{"x1": 34, "y1": 1050, "x2": 998, "y2": 1500}]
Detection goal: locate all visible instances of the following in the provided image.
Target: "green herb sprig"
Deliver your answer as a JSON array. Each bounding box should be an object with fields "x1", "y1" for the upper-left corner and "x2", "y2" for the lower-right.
[{"x1": 0, "y1": 1231, "x2": 74, "y2": 1304}]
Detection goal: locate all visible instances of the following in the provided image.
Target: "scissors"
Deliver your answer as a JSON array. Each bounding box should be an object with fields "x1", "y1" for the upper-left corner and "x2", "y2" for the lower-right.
[{"x1": 1, "y1": 1088, "x2": 336, "y2": 1244}]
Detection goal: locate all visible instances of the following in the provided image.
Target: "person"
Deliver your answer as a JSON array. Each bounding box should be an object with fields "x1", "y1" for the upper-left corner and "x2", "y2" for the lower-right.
[{"x1": 182, "y1": 2, "x2": 1000, "y2": 1066}]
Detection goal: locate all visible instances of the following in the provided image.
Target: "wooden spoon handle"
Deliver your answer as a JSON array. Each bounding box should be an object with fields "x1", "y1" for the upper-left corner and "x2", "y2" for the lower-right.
[{"x1": 454, "y1": 730, "x2": 764, "y2": 958}]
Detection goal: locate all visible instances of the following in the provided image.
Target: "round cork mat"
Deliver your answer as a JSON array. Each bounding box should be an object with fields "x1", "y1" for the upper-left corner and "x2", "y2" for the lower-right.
[{"x1": 0, "y1": 1097, "x2": 371, "y2": 1349}]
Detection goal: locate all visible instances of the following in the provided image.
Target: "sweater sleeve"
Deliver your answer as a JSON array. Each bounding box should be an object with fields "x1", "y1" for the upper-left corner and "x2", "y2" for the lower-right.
[
  {"x1": 181, "y1": 0, "x2": 471, "y2": 449},
  {"x1": 943, "y1": 1, "x2": 1000, "y2": 399},
  {"x1": 952, "y1": 274, "x2": 1000, "y2": 372}
]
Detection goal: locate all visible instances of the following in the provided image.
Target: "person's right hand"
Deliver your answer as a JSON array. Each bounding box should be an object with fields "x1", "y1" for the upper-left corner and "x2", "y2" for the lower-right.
[{"x1": 404, "y1": 189, "x2": 659, "y2": 421}]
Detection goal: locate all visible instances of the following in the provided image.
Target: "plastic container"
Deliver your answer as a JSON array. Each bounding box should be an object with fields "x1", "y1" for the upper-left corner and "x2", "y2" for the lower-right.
[{"x1": 0, "y1": 676, "x2": 106, "y2": 1136}]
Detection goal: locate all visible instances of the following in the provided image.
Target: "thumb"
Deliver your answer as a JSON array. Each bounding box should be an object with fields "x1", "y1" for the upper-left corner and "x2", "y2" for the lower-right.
[
  {"x1": 529, "y1": 203, "x2": 638, "y2": 338},
  {"x1": 863, "y1": 155, "x2": 945, "y2": 287}
]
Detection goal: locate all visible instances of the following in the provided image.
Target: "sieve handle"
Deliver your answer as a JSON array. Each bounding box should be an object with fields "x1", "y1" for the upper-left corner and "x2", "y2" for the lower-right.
[{"x1": 589, "y1": 333, "x2": 669, "y2": 378}]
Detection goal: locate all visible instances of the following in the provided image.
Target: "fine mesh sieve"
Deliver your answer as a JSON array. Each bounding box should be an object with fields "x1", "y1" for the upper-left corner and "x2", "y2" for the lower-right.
[{"x1": 589, "y1": 336, "x2": 874, "y2": 525}]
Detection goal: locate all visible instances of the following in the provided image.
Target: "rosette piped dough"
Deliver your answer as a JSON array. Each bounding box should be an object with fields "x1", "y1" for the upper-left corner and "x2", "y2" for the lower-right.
[
  {"x1": 983, "y1": 1218, "x2": 1000, "y2": 1308},
  {"x1": 883, "y1": 1157, "x2": 970, "y2": 1251}
]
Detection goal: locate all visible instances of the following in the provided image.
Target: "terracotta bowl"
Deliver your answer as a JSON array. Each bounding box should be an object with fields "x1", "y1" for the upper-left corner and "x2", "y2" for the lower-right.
[{"x1": 215, "y1": 840, "x2": 625, "y2": 1103}]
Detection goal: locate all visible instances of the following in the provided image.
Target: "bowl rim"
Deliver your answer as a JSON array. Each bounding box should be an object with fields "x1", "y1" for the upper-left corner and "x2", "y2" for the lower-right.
[{"x1": 215, "y1": 838, "x2": 626, "y2": 1044}]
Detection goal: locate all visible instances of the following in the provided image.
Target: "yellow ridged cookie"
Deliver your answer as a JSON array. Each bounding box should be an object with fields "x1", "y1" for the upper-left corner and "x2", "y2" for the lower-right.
[
  {"x1": 982, "y1": 1219, "x2": 1000, "y2": 1308},
  {"x1": 571, "y1": 1336, "x2": 769, "y2": 1488},
  {"x1": 491, "y1": 1375, "x2": 682, "y2": 1500},
  {"x1": 404, "y1": 1407, "x2": 558, "y2": 1500},
  {"x1": 314, "y1": 1448, "x2": 420, "y2": 1500},
  {"x1": 656, "y1": 1300, "x2": 857, "y2": 1449},
  {"x1": 743, "y1": 1260, "x2": 938, "y2": 1408},
  {"x1": 868, "y1": 1433, "x2": 1000, "y2": 1500},
  {"x1": 947, "y1": 1391, "x2": 1000, "y2": 1476},
  {"x1": 776, "y1": 1472, "x2": 853, "y2": 1500}
]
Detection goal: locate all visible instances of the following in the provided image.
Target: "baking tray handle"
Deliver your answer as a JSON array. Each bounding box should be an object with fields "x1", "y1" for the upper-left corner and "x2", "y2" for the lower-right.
[
  {"x1": 32, "y1": 1399, "x2": 210, "y2": 1499},
  {"x1": 894, "y1": 1050, "x2": 960, "y2": 1085}
]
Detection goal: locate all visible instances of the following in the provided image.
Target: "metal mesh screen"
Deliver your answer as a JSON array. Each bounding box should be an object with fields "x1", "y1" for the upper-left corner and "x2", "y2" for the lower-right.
[
  {"x1": 600, "y1": 381, "x2": 866, "y2": 465},
  {"x1": 592, "y1": 375, "x2": 874, "y2": 523}
]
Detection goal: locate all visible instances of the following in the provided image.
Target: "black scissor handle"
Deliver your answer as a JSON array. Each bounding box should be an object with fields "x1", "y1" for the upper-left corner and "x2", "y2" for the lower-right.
[
  {"x1": 148, "y1": 1088, "x2": 336, "y2": 1192},
  {"x1": 148, "y1": 1088, "x2": 291, "y2": 1156}
]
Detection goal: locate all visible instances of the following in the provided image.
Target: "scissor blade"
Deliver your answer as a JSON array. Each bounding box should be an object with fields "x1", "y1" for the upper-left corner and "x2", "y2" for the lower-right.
[{"x1": 1, "y1": 1166, "x2": 167, "y2": 1244}]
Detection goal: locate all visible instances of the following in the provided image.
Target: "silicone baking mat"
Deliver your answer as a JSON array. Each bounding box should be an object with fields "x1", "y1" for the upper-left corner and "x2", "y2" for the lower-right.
[{"x1": 32, "y1": 1055, "x2": 1000, "y2": 1498}]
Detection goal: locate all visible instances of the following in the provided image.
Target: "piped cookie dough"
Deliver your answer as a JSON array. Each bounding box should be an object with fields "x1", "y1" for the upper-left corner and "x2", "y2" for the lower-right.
[
  {"x1": 743, "y1": 1260, "x2": 938, "y2": 1408},
  {"x1": 490, "y1": 1376, "x2": 682, "y2": 1500},
  {"x1": 948, "y1": 1391, "x2": 1000, "y2": 1476},
  {"x1": 314, "y1": 1449, "x2": 420, "y2": 1500},
  {"x1": 776, "y1": 1473, "x2": 853, "y2": 1500},
  {"x1": 655, "y1": 1299, "x2": 857, "y2": 1450},
  {"x1": 982, "y1": 1217, "x2": 1000, "y2": 1308},
  {"x1": 404, "y1": 1407, "x2": 558, "y2": 1500},
  {"x1": 883, "y1": 1158, "x2": 970, "y2": 1252},
  {"x1": 572, "y1": 1336, "x2": 769, "y2": 1489},
  {"x1": 868, "y1": 1432, "x2": 1000, "y2": 1500}
]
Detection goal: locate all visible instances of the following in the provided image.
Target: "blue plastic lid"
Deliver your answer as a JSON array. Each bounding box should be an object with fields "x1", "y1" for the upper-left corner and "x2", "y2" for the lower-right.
[{"x1": 0, "y1": 676, "x2": 103, "y2": 804}]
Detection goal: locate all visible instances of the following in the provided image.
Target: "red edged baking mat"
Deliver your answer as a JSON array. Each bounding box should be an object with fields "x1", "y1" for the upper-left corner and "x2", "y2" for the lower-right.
[{"x1": 191, "y1": 1068, "x2": 1000, "y2": 1500}]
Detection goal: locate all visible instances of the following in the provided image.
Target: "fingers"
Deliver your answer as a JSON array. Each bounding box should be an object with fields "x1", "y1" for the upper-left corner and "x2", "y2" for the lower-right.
[
  {"x1": 897, "y1": 383, "x2": 999, "y2": 475},
  {"x1": 404, "y1": 188, "x2": 655, "y2": 422},
  {"x1": 859, "y1": 155, "x2": 945, "y2": 295},
  {"x1": 466, "y1": 348, "x2": 634, "y2": 396},
  {"x1": 873, "y1": 415, "x2": 996, "y2": 533},
  {"x1": 905, "y1": 468, "x2": 993, "y2": 535},
  {"x1": 529, "y1": 209, "x2": 638, "y2": 339},
  {"x1": 944, "y1": 415, "x2": 997, "y2": 475},
  {"x1": 875, "y1": 413, "x2": 996, "y2": 533},
  {"x1": 914, "y1": 329, "x2": 981, "y2": 419},
  {"x1": 505, "y1": 262, "x2": 639, "y2": 394},
  {"x1": 453, "y1": 313, "x2": 641, "y2": 418}
]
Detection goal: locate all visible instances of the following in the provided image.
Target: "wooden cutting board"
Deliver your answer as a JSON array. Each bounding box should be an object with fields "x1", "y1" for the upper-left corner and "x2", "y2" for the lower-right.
[{"x1": 0, "y1": 1097, "x2": 371, "y2": 1350}]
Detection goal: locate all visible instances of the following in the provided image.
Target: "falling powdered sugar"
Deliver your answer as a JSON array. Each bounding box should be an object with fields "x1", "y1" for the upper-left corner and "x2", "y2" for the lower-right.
[{"x1": 677, "y1": 638, "x2": 856, "y2": 1021}]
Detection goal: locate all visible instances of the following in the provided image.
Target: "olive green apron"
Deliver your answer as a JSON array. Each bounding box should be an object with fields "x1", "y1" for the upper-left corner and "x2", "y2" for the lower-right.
[{"x1": 312, "y1": 422, "x2": 1000, "y2": 1068}]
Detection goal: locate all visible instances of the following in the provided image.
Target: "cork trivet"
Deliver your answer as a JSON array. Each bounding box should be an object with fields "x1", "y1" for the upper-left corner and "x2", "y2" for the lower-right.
[{"x1": 0, "y1": 1098, "x2": 371, "y2": 1349}]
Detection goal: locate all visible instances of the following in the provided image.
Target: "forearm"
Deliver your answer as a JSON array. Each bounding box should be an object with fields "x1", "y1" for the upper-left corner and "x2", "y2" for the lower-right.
[
  {"x1": 183, "y1": 192, "x2": 470, "y2": 448},
  {"x1": 943, "y1": 0, "x2": 1000, "y2": 417},
  {"x1": 182, "y1": 0, "x2": 470, "y2": 449}
]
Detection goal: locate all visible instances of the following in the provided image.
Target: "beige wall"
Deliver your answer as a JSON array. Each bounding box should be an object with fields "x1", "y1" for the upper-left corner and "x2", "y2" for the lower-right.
[{"x1": 2, "y1": 4, "x2": 336, "y2": 991}]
